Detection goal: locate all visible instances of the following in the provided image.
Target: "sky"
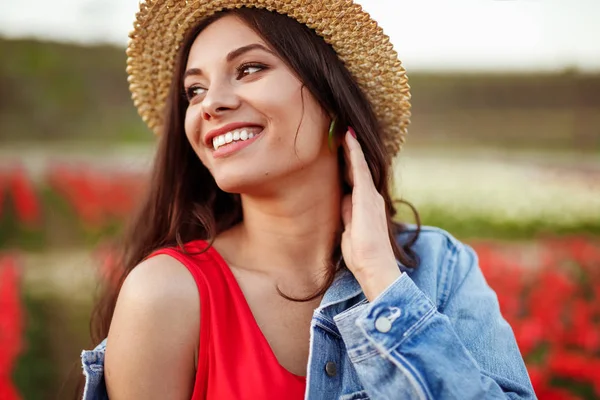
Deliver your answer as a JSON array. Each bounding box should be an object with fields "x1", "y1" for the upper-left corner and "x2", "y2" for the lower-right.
[{"x1": 1, "y1": 0, "x2": 599, "y2": 72}]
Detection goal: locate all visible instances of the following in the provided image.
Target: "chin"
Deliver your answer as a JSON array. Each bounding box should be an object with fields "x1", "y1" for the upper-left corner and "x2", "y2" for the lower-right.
[
  {"x1": 213, "y1": 168, "x2": 288, "y2": 197},
  {"x1": 213, "y1": 172, "x2": 263, "y2": 195}
]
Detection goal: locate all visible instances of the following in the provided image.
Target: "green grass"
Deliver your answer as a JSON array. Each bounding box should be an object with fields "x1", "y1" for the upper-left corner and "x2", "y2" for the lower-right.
[
  {"x1": 396, "y1": 204, "x2": 600, "y2": 240},
  {"x1": 13, "y1": 288, "x2": 96, "y2": 400},
  {"x1": 13, "y1": 292, "x2": 58, "y2": 400},
  {"x1": 0, "y1": 38, "x2": 151, "y2": 144}
]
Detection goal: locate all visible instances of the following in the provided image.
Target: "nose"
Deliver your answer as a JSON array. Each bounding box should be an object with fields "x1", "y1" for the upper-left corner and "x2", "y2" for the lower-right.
[{"x1": 200, "y1": 79, "x2": 240, "y2": 121}]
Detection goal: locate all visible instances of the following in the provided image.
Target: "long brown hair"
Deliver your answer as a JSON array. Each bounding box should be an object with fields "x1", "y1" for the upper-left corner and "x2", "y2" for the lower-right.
[{"x1": 89, "y1": 4, "x2": 421, "y2": 355}]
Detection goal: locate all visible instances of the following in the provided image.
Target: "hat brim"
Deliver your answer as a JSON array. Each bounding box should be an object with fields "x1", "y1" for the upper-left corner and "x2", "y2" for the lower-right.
[{"x1": 126, "y1": 0, "x2": 411, "y2": 156}]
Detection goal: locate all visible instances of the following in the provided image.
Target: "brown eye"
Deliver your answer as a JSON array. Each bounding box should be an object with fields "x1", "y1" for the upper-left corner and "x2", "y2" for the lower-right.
[
  {"x1": 236, "y1": 63, "x2": 266, "y2": 79},
  {"x1": 185, "y1": 86, "x2": 207, "y2": 101}
]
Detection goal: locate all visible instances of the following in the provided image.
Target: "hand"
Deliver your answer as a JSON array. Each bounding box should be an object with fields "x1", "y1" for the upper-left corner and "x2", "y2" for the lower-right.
[{"x1": 340, "y1": 128, "x2": 402, "y2": 301}]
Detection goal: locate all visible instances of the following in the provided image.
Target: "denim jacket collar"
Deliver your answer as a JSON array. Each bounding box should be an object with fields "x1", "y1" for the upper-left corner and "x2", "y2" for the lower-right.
[{"x1": 318, "y1": 267, "x2": 363, "y2": 310}]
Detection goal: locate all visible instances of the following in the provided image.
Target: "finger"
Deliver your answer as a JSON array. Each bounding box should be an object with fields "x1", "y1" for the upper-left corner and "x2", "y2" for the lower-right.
[
  {"x1": 344, "y1": 130, "x2": 374, "y2": 190},
  {"x1": 341, "y1": 194, "x2": 352, "y2": 228},
  {"x1": 342, "y1": 139, "x2": 354, "y2": 187}
]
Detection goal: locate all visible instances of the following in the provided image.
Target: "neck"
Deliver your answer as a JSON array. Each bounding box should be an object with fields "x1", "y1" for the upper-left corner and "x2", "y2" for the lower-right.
[{"x1": 217, "y1": 158, "x2": 343, "y2": 285}]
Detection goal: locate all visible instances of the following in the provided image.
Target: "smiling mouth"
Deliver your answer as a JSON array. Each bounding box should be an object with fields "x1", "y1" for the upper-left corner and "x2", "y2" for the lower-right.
[{"x1": 211, "y1": 127, "x2": 263, "y2": 151}]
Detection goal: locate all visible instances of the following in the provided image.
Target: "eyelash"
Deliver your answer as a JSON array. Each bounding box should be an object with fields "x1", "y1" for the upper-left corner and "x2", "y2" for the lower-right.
[
  {"x1": 236, "y1": 62, "x2": 267, "y2": 79},
  {"x1": 184, "y1": 62, "x2": 268, "y2": 101}
]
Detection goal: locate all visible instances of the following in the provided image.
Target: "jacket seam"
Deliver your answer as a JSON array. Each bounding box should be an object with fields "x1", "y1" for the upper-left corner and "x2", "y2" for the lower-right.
[
  {"x1": 385, "y1": 349, "x2": 432, "y2": 400},
  {"x1": 393, "y1": 305, "x2": 437, "y2": 348},
  {"x1": 444, "y1": 244, "x2": 477, "y2": 311},
  {"x1": 314, "y1": 319, "x2": 341, "y2": 338},
  {"x1": 347, "y1": 345, "x2": 381, "y2": 362},
  {"x1": 437, "y1": 239, "x2": 461, "y2": 312}
]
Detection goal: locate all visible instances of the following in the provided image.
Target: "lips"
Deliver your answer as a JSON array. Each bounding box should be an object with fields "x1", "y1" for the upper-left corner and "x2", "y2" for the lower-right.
[
  {"x1": 211, "y1": 127, "x2": 264, "y2": 150},
  {"x1": 203, "y1": 122, "x2": 264, "y2": 148},
  {"x1": 211, "y1": 130, "x2": 263, "y2": 158}
]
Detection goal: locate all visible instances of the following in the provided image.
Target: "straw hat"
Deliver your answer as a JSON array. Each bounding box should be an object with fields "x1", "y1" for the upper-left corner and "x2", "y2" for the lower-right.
[{"x1": 126, "y1": 0, "x2": 411, "y2": 156}]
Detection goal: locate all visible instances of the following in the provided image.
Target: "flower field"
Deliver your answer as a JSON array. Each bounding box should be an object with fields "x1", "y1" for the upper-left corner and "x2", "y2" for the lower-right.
[
  {"x1": 473, "y1": 238, "x2": 600, "y2": 399},
  {"x1": 0, "y1": 158, "x2": 599, "y2": 399}
]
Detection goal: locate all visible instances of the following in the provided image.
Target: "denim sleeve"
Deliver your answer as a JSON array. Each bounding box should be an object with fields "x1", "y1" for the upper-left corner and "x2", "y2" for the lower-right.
[
  {"x1": 333, "y1": 243, "x2": 536, "y2": 400},
  {"x1": 80, "y1": 338, "x2": 109, "y2": 400}
]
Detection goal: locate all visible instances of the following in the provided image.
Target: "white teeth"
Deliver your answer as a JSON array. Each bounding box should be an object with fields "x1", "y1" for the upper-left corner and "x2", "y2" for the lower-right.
[{"x1": 211, "y1": 128, "x2": 261, "y2": 150}]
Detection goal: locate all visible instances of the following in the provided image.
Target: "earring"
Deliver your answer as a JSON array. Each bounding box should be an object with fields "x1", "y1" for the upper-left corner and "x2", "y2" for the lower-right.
[{"x1": 328, "y1": 117, "x2": 337, "y2": 151}]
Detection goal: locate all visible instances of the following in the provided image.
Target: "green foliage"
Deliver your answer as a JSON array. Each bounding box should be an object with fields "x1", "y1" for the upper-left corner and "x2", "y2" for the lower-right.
[
  {"x1": 13, "y1": 292, "x2": 57, "y2": 400},
  {"x1": 0, "y1": 196, "x2": 45, "y2": 251},
  {"x1": 0, "y1": 38, "x2": 151, "y2": 143},
  {"x1": 13, "y1": 289, "x2": 96, "y2": 400},
  {"x1": 396, "y1": 204, "x2": 600, "y2": 240},
  {"x1": 551, "y1": 377, "x2": 597, "y2": 400}
]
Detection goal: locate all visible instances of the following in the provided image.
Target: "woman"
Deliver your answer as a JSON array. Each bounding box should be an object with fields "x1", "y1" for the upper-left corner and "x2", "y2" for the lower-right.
[{"x1": 80, "y1": 1, "x2": 536, "y2": 399}]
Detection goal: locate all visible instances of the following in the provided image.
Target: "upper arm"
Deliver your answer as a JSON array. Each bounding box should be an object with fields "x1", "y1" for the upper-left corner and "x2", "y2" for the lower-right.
[
  {"x1": 443, "y1": 242, "x2": 531, "y2": 384},
  {"x1": 104, "y1": 254, "x2": 200, "y2": 400}
]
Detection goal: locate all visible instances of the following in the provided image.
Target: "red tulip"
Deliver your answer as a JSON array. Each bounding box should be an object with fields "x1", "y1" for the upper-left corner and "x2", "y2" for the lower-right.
[
  {"x1": 0, "y1": 254, "x2": 23, "y2": 400},
  {"x1": 548, "y1": 349, "x2": 600, "y2": 383},
  {"x1": 8, "y1": 167, "x2": 41, "y2": 226},
  {"x1": 527, "y1": 365, "x2": 549, "y2": 395},
  {"x1": 45, "y1": 165, "x2": 147, "y2": 228},
  {"x1": 513, "y1": 319, "x2": 545, "y2": 356}
]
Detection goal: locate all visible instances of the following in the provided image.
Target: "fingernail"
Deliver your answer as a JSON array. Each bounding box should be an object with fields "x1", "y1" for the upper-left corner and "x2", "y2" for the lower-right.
[{"x1": 348, "y1": 126, "x2": 357, "y2": 139}]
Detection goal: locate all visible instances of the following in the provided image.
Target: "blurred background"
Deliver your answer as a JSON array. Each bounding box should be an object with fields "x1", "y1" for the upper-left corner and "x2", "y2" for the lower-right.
[{"x1": 0, "y1": 0, "x2": 599, "y2": 399}]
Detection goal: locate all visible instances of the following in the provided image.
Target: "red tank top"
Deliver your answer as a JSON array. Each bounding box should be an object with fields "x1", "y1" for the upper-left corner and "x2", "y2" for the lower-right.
[{"x1": 148, "y1": 240, "x2": 307, "y2": 400}]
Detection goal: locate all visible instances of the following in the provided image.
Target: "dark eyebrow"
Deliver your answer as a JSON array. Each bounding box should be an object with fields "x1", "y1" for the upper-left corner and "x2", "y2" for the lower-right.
[
  {"x1": 183, "y1": 68, "x2": 203, "y2": 80},
  {"x1": 226, "y1": 43, "x2": 274, "y2": 62},
  {"x1": 183, "y1": 43, "x2": 274, "y2": 81}
]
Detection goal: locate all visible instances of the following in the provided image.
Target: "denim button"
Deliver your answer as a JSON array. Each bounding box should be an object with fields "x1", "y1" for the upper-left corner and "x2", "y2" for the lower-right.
[
  {"x1": 325, "y1": 361, "x2": 337, "y2": 377},
  {"x1": 375, "y1": 316, "x2": 392, "y2": 333}
]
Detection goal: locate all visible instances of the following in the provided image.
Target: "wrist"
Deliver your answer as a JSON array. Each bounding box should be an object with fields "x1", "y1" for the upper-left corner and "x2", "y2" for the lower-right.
[{"x1": 355, "y1": 261, "x2": 402, "y2": 302}]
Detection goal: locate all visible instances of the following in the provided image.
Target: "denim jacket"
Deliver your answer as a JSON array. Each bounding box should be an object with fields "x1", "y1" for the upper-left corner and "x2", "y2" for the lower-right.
[{"x1": 81, "y1": 226, "x2": 536, "y2": 399}]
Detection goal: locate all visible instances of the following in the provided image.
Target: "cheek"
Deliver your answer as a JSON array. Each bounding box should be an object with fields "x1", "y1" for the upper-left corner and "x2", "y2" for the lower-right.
[
  {"x1": 245, "y1": 77, "x2": 326, "y2": 151},
  {"x1": 184, "y1": 107, "x2": 201, "y2": 145},
  {"x1": 184, "y1": 107, "x2": 213, "y2": 167},
  {"x1": 243, "y1": 72, "x2": 304, "y2": 127}
]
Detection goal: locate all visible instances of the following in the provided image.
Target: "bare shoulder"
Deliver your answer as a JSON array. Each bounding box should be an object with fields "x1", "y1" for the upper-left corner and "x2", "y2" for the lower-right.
[
  {"x1": 105, "y1": 254, "x2": 200, "y2": 400},
  {"x1": 119, "y1": 254, "x2": 200, "y2": 304},
  {"x1": 112, "y1": 254, "x2": 200, "y2": 332}
]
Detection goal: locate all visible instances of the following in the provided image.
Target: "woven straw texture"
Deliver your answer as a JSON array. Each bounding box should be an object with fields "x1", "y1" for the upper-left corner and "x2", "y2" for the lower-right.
[{"x1": 126, "y1": 0, "x2": 411, "y2": 155}]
